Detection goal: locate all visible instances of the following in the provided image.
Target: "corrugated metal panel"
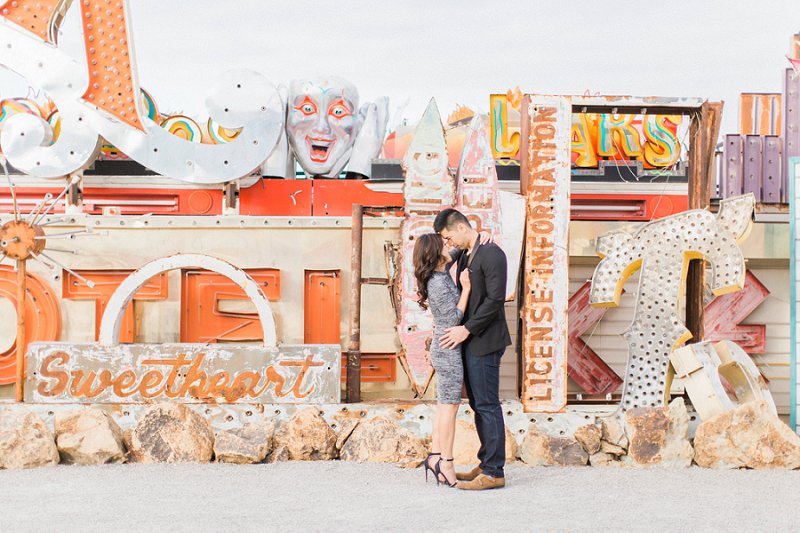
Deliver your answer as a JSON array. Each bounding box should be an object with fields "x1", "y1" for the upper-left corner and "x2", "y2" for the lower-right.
[{"x1": 500, "y1": 302, "x2": 518, "y2": 399}]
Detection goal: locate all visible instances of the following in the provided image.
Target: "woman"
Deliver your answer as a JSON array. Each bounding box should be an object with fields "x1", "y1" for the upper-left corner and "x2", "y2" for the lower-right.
[{"x1": 413, "y1": 233, "x2": 473, "y2": 488}]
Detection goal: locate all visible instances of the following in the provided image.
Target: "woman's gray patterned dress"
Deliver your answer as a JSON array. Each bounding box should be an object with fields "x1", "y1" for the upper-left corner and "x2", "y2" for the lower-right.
[{"x1": 427, "y1": 271, "x2": 464, "y2": 404}]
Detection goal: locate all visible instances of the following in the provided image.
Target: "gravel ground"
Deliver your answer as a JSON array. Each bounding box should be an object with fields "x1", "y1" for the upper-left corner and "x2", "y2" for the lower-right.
[{"x1": 0, "y1": 462, "x2": 798, "y2": 532}]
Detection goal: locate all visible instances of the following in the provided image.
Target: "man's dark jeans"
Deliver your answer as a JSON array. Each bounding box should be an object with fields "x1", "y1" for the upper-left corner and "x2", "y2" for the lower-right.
[{"x1": 462, "y1": 344, "x2": 505, "y2": 478}]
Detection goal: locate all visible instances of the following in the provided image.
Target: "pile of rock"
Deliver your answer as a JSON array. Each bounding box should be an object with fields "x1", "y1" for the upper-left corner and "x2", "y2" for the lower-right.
[
  {"x1": 0, "y1": 404, "x2": 428, "y2": 469},
  {"x1": 516, "y1": 399, "x2": 693, "y2": 468},
  {"x1": 1, "y1": 399, "x2": 799, "y2": 471},
  {"x1": 514, "y1": 398, "x2": 800, "y2": 470}
]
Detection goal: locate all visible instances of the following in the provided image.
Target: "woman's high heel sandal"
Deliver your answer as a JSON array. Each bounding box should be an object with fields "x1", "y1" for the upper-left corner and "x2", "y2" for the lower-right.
[
  {"x1": 423, "y1": 452, "x2": 441, "y2": 483},
  {"x1": 435, "y1": 457, "x2": 458, "y2": 488}
]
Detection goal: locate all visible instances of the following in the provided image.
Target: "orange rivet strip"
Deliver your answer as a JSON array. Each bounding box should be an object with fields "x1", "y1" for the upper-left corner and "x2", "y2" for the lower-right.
[
  {"x1": 0, "y1": 0, "x2": 63, "y2": 43},
  {"x1": 78, "y1": 0, "x2": 144, "y2": 131}
]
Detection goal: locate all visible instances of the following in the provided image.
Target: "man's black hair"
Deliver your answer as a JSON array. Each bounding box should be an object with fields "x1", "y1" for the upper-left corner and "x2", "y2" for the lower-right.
[{"x1": 433, "y1": 208, "x2": 471, "y2": 233}]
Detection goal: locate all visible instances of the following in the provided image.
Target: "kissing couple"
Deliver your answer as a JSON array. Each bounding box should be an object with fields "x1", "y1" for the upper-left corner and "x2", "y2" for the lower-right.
[{"x1": 412, "y1": 208, "x2": 511, "y2": 490}]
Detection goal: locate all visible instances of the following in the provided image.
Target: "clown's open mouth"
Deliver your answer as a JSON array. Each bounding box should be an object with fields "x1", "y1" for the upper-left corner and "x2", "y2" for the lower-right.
[{"x1": 306, "y1": 136, "x2": 336, "y2": 163}]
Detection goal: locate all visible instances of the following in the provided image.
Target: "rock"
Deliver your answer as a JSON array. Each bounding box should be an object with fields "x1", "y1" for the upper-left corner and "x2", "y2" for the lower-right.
[
  {"x1": 694, "y1": 400, "x2": 800, "y2": 469},
  {"x1": 0, "y1": 408, "x2": 59, "y2": 469},
  {"x1": 600, "y1": 441, "x2": 626, "y2": 456},
  {"x1": 624, "y1": 407, "x2": 667, "y2": 466},
  {"x1": 54, "y1": 408, "x2": 126, "y2": 465},
  {"x1": 453, "y1": 419, "x2": 519, "y2": 465},
  {"x1": 600, "y1": 415, "x2": 628, "y2": 449},
  {"x1": 214, "y1": 421, "x2": 275, "y2": 464},
  {"x1": 339, "y1": 416, "x2": 427, "y2": 468},
  {"x1": 266, "y1": 444, "x2": 290, "y2": 463},
  {"x1": 623, "y1": 398, "x2": 693, "y2": 468},
  {"x1": 273, "y1": 408, "x2": 337, "y2": 461},
  {"x1": 519, "y1": 425, "x2": 588, "y2": 467},
  {"x1": 573, "y1": 424, "x2": 602, "y2": 455},
  {"x1": 334, "y1": 418, "x2": 360, "y2": 452},
  {"x1": 128, "y1": 403, "x2": 214, "y2": 463},
  {"x1": 589, "y1": 451, "x2": 622, "y2": 467},
  {"x1": 660, "y1": 398, "x2": 694, "y2": 467}
]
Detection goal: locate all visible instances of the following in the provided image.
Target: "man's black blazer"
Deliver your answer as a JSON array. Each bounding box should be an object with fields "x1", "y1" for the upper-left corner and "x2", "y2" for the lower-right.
[{"x1": 452, "y1": 242, "x2": 512, "y2": 356}]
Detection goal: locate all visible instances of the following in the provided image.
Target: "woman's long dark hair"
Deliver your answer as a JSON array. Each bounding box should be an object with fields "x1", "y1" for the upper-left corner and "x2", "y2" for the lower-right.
[{"x1": 413, "y1": 233, "x2": 444, "y2": 310}]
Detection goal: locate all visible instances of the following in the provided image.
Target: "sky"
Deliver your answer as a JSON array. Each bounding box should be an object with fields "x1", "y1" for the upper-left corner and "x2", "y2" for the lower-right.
[{"x1": 0, "y1": 0, "x2": 798, "y2": 138}]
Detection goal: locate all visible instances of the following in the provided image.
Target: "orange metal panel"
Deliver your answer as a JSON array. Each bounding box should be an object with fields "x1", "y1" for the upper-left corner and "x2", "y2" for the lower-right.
[
  {"x1": 62, "y1": 270, "x2": 168, "y2": 342},
  {"x1": 740, "y1": 93, "x2": 781, "y2": 135},
  {"x1": 0, "y1": 265, "x2": 60, "y2": 384},
  {"x1": 304, "y1": 270, "x2": 340, "y2": 344},
  {"x1": 0, "y1": 187, "x2": 64, "y2": 215},
  {"x1": 181, "y1": 269, "x2": 280, "y2": 343},
  {"x1": 341, "y1": 353, "x2": 396, "y2": 383},
  {"x1": 312, "y1": 180, "x2": 403, "y2": 216},
  {"x1": 571, "y1": 193, "x2": 688, "y2": 221},
  {"x1": 238, "y1": 179, "x2": 312, "y2": 216},
  {"x1": 740, "y1": 94, "x2": 754, "y2": 135},
  {"x1": 82, "y1": 187, "x2": 223, "y2": 215}
]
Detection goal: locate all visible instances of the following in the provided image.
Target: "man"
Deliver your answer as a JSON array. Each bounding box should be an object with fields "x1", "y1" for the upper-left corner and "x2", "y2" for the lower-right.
[{"x1": 435, "y1": 208, "x2": 511, "y2": 491}]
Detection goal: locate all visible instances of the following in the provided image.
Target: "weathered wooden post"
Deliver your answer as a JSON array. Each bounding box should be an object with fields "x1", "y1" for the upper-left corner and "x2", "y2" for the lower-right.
[{"x1": 686, "y1": 101, "x2": 723, "y2": 344}]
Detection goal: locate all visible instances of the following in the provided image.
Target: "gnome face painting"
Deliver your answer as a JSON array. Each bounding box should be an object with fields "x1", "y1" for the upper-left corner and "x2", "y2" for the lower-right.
[{"x1": 286, "y1": 77, "x2": 361, "y2": 176}]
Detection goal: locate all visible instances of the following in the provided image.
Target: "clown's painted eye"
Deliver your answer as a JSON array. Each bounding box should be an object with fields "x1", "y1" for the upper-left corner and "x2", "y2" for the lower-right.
[
  {"x1": 328, "y1": 100, "x2": 352, "y2": 119},
  {"x1": 294, "y1": 97, "x2": 317, "y2": 116}
]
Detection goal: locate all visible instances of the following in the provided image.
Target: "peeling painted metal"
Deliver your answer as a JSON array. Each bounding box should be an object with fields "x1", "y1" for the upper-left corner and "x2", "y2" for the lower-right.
[
  {"x1": 26, "y1": 342, "x2": 341, "y2": 403},
  {"x1": 455, "y1": 116, "x2": 502, "y2": 238},
  {"x1": 590, "y1": 194, "x2": 755, "y2": 410},
  {"x1": 397, "y1": 99, "x2": 453, "y2": 395},
  {"x1": 567, "y1": 282, "x2": 623, "y2": 395},
  {"x1": 455, "y1": 115, "x2": 525, "y2": 300},
  {"x1": 520, "y1": 95, "x2": 571, "y2": 413},
  {"x1": 704, "y1": 270, "x2": 769, "y2": 353}
]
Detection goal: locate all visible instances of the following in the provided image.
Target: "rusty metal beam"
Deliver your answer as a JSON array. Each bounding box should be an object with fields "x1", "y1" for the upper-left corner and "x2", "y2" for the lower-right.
[
  {"x1": 346, "y1": 203, "x2": 363, "y2": 403},
  {"x1": 686, "y1": 101, "x2": 723, "y2": 344}
]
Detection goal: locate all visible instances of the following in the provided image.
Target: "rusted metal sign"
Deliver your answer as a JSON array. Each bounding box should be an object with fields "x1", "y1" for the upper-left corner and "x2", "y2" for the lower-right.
[
  {"x1": 456, "y1": 115, "x2": 525, "y2": 300},
  {"x1": 397, "y1": 99, "x2": 453, "y2": 395},
  {"x1": 704, "y1": 270, "x2": 769, "y2": 353},
  {"x1": 25, "y1": 343, "x2": 341, "y2": 403},
  {"x1": 455, "y1": 116, "x2": 502, "y2": 236},
  {"x1": 520, "y1": 95, "x2": 571, "y2": 413},
  {"x1": 567, "y1": 282, "x2": 623, "y2": 396}
]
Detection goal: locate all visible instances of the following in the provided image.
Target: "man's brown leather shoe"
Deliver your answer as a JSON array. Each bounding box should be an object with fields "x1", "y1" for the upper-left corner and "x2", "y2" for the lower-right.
[
  {"x1": 457, "y1": 473, "x2": 505, "y2": 490},
  {"x1": 455, "y1": 465, "x2": 482, "y2": 481}
]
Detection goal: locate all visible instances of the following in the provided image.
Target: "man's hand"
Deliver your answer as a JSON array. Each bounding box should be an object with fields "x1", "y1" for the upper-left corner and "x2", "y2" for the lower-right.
[{"x1": 440, "y1": 325, "x2": 470, "y2": 350}]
